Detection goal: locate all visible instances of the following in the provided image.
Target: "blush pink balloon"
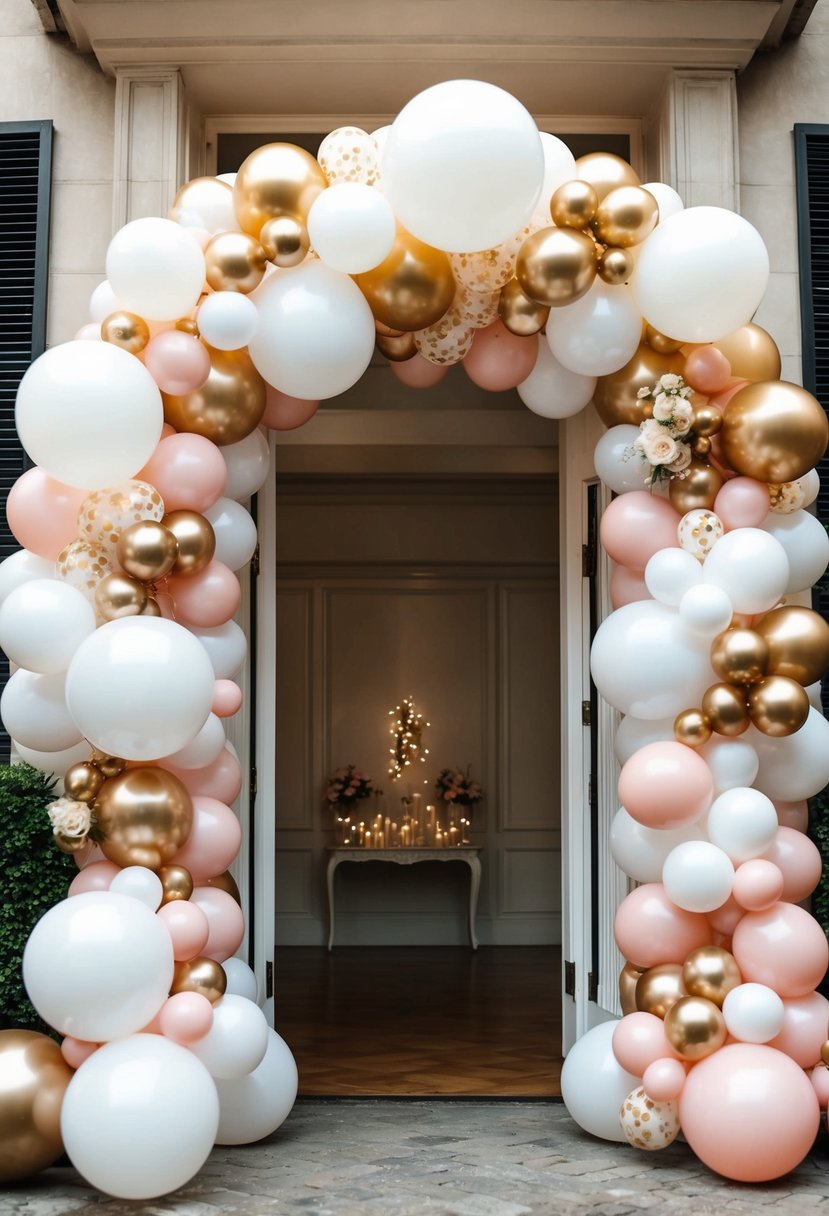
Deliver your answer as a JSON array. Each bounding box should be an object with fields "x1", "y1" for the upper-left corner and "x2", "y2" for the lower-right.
[
  {"x1": 610, "y1": 564, "x2": 649, "y2": 608},
  {"x1": 599, "y1": 491, "x2": 681, "y2": 571},
  {"x1": 212, "y1": 679, "x2": 243, "y2": 718},
  {"x1": 463, "y1": 319, "x2": 538, "y2": 391},
  {"x1": 6, "y1": 468, "x2": 87, "y2": 560},
  {"x1": 618, "y1": 741, "x2": 713, "y2": 829},
  {"x1": 156, "y1": 898, "x2": 211, "y2": 962},
  {"x1": 810, "y1": 1063, "x2": 829, "y2": 1108},
  {"x1": 763, "y1": 827, "x2": 822, "y2": 903},
  {"x1": 390, "y1": 353, "x2": 449, "y2": 389},
  {"x1": 680, "y1": 1043, "x2": 820, "y2": 1182},
  {"x1": 642, "y1": 1056, "x2": 688, "y2": 1102},
  {"x1": 732, "y1": 902, "x2": 829, "y2": 998},
  {"x1": 774, "y1": 800, "x2": 809, "y2": 833},
  {"x1": 68, "y1": 860, "x2": 121, "y2": 896},
  {"x1": 144, "y1": 331, "x2": 211, "y2": 395},
  {"x1": 160, "y1": 745, "x2": 242, "y2": 804},
  {"x1": 615, "y1": 883, "x2": 713, "y2": 969},
  {"x1": 732, "y1": 859, "x2": 784, "y2": 912},
  {"x1": 167, "y1": 561, "x2": 241, "y2": 628},
  {"x1": 190, "y1": 885, "x2": 245, "y2": 962},
  {"x1": 612, "y1": 1012, "x2": 678, "y2": 1075},
  {"x1": 60, "y1": 1036, "x2": 99, "y2": 1069},
  {"x1": 769, "y1": 991, "x2": 829, "y2": 1069},
  {"x1": 707, "y1": 894, "x2": 745, "y2": 936},
  {"x1": 172, "y1": 796, "x2": 242, "y2": 880},
  {"x1": 158, "y1": 991, "x2": 214, "y2": 1045},
  {"x1": 683, "y1": 345, "x2": 732, "y2": 395},
  {"x1": 262, "y1": 386, "x2": 320, "y2": 431},
  {"x1": 73, "y1": 843, "x2": 106, "y2": 869},
  {"x1": 138, "y1": 432, "x2": 227, "y2": 512},
  {"x1": 713, "y1": 477, "x2": 770, "y2": 531},
  {"x1": 711, "y1": 378, "x2": 751, "y2": 412}
]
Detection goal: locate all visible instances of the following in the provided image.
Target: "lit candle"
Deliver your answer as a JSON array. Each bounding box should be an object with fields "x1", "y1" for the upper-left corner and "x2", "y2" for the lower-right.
[
  {"x1": 435, "y1": 828, "x2": 443, "y2": 846},
  {"x1": 391, "y1": 821, "x2": 399, "y2": 846},
  {"x1": 449, "y1": 824, "x2": 459, "y2": 847},
  {"x1": 364, "y1": 830, "x2": 372, "y2": 849},
  {"x1": 359, "y1": 821, "x2": 365, "y2": 845},
  {"x1": 350, "y1": 824, "x2": 357, "y2": 846},
  {"x1": 401, "y1": 823, "x2": 410, "y2": 847}
]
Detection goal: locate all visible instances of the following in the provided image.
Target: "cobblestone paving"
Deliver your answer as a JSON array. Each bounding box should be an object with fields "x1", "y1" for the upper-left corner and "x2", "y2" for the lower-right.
[{"x1": 5, "y1": 1099, "x2": 829, "y2": 1216}]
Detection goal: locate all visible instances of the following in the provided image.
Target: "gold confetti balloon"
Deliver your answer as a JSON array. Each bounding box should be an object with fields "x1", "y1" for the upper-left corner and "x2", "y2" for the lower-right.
[
  {"x1": 56, "y1": 540, "x2": 115, "y2": 603},
  {"x1": 77, "y1": 480, "x2": 165, "y2": 556},
  {"x1": 677, "y1": 509, "x2": 724, "y2": 562},
  {"x1": 620, "y1": 1086, "x2": 681, "y2": 1152},
  {"x1": 318, "y1": 126, "x2": 380, "y2": 187}
]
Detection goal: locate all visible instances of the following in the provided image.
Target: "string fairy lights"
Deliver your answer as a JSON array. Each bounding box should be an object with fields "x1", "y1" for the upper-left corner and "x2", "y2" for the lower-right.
[{"x1": 388, "y1": 695, "x2": 430, "y2": 782}]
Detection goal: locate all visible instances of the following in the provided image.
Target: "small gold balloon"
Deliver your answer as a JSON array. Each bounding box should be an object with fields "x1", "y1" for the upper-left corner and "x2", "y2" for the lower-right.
[
  {"x1": 701, "y1": 682, "x2": 751, "y2": 737},
  {"x1": 748, "y1": 675, "x2": 811, "y2": 737},
  {"x1": 94, "y1": 766, "x2": 193, "y2": 870},
  {"x1": 821, "y1": 1040, "x2": 829, "y2": 1068},
  {"x1": 668, "y1": 459, "x2": 723, "y2": 514},
  {"x1": 515, "y1": 226, "x2": 597, "y2": 308},
  {"x1": 204, "y1": 869, "x2": 242, "y2": 905},
  {"x1": 100, "y1": 310, "x2": 150, "y2": 355},
  {"x1": 755, "y1": 605, "x2": 829, "y2": 687},
  {"x1": 720, "y1": 380, "x2": 829, "y2": 484},
  {"x1": 354, "y1": 227, "x2": 456, "y2": 333},
  {"x1": 63, "y1": 761, "x2": 105, "y2": 805},
  {"x1": 635, "y1": 964, "x2": 686, "y2": 1019},
  {"x1": 620, "y1": 962, "x2": 645, "y2": 1016},
  {"x1": 259, "y1": 215, "x2": 310, "y2": 268},
  {"x1": 91, "y1": 752, "x2": 126, "y2": 779},
  {"x1": 376, "y1": 331, "x2": 417, "y2": 362},
  {"x1": 691, "y1": 435, "x2": 712, "y2": 457},
  {"x1": 498, "y1": 278, "x2": 550, "y2": 337},
  {"x1": 204, "y1": 231, "x2": 267, "y2": 294},
  {"x1": 158, "y1": 863, "x2": 194, "y2": 905},
  {"x1": 674, "y1": 708, "x2": 712, "y2": 749},
  {"x1": 171, "y1": 956, "x2": 227, "y2": 1005},
  {"x1": 596, "y1": 247, "x2": 633, "y2": 286},
  {"x1": 54, "y1": 832, "x2": 89, "y2": 855},
  {"x1": 645, "y1": 325, "x2": 684, "y2": 355},
  {"x1": 162, "y1": 510, "x2": 216, "y2": 577},
  {"x1": 682, "y1": 947, "x2": 742, "y2": 1007},
  {"x1": 233, "y1": 142, "x2": 328, "y2": 238},
  {"x1": 712, "y1": 322, "x2": 781, "y2": 383},
  {"x1": 163, "y1": 346, "x2": 266, "y2": 446},
  {"x1": 664, "y1": 995, "x2": 727, "y2": 1061},
  {"x1": 375, "y1": 320, "x2": 405, "y2": 338},
  {"x1": 142, "y1": 596, "x2": 162, "y2": 617},
  {"x1": 593, "y1": 185, "x2": 659, "y2": 248},
  {"x1": 710, "y1": 628, "x2": 770, "y2": 685},
  {"x1": 94, "y1": 571, "x2": 148, "y2": 621},
  {"x1": 593, "y1": 344, "x2": 685, "y2": 427},
  {"x1": 176, "y1": 317, "x2": 199, "y2": 336},
  {"x1": 0, "y1": 1030, "x2": 73, "y2": 1183},
  {"x1": 573, "y1": 152, "x2": 640, "y2": 202},
  {"x1": 692, "y1": 405, "x2": 723, "y2": 438},
  {"x1": 549, "y1": 179, "x2": 599, "y2": 229},
  {"x1": 116, "y1": 521, "x2": 179, "y2": 582}
]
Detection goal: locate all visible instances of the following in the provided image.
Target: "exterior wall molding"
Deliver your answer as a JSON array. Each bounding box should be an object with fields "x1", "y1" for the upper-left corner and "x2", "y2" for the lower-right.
[
  {"x1": 113, "y1": 65, "x2": 188, "y2": 230},
  {"x1": 647, "y1": 68, "x2": 739, "y2": 210}
]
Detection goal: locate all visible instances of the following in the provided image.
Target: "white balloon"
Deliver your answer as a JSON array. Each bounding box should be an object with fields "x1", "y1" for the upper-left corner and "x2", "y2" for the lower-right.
[
  {"x1": 204, "y1": 497, "x2": 258, "y2": 570},
  {"x1": 109, "y1": 865, "x2": 163, "y2": 910},
  {"x1": 547, "y1": 280, "x2": 642, "y2": 377},
  {"x1": 61, "y1": 1035, "x2": 218, "y2": 1199},
  {"x1": 751, "y1": 710, "x2": 829, "y2": 801},
  {"x1": 678, "y1": 583, "x2": 734, "y2": 637},
  {"x1": 307, "y1": 183, "x2": 396, "y2": 274},
  {"x1": 799, "y1": 469, "x2": 820, "y2": 508},
  {"x1": 188, "y1": 993, "x2": 269, "y2": 1079},
  {"x1": 176, "y1": 177, "x2": 238, "y2": 233},
  {"x1": 538, "y1": 132, "x2": 578, "y2": 207},
  {"x1": 611, "y1": 807, "x2": 706, "y2": 883},
  {"x1": 371, "y1": 125, "x2": 391, "y2": 153},
  {"x1": 221, "y1": 427, "x2": 270, "y2": 501},
  {"x1": 15, "y1": 342, "x2": 163, "y2": 490},
  {"x1": 644, "y1": 548, "x2": 703, "y2": 607},
  {"x1": 23, "y1": 891, "x2": 173, "y2": 1040},
  {"x1": 517, "y1": 335, "x2": 596, "y2": 418},
  {"x1": 222, "y1": 956, "x2": 260, "y2": 1003},
  {"x1": 701, "y1": 527, "x2": 789, "y2": 614},
  {"x1": 707, "y1": 787, "x2": 778, "y2": 864},
  {"x1": 89, "y1": 279, "x2": 121, "y2": 324},
  {"x1": 216, "y1": 172, "x2": 237, "y2": 187},
  {"x1": 641, "y1": 182, "x2": 684, "y2": 223},
  {"x1": 761, "y1": 509, "x2": 829, "y2": 594},
  {"x1": 722, "y1": 983, "x2": 785, "y2": 1044},
  {"x1": 0, "y1": 579, "x2": 95, "y2": 674},
  {"x1": 633, "y1": 207, "x2": 769, "y2": 343},
  {"x1": 164, "y1": 712, "x2": 226, "y2": 769},
  {"x1": 613, "y1": 715, "x2": 676, "y2": 766},
  {"x1": 594, "y1": 425, "x2": 651, "y2": 494},
  {"x1": 382, "y1": 80, "x2": 543, "y2": 253},
  {"x1": 214, "y1": 1028, "x2": 298, "y2": 1145},
  {"x1": 190, "y1": 620, "x2": 248, "y2": 679},
  {"x1": 662, "y1": 841, "x2": 735, "y2": 913},
  {"x1": 699, "y1": 736, "x2": 759, "y2": 794},
  {"x1": 0, "y1": 550, "x2": 56, "y2": 606},
  {"x1": 807, "y1": 680, "x2": 823, "y2": 711},
  {"x1": 561, "y1": 1021, "x2": 640, "y2": 1142},
  {"x1": 12, "y1": 738, "x2": 92, "y2": 783},
  {"x1": 196, "y1": 291, "x2": 258, "y2": 351},
  {"x1": 106, "y1": 217, "x2": 206, "y2": 321},
  {"x1": 1, "y1": 670, "x2": 82, "y2": 751},
  {"x1": 65, "y1": 617, "x2": 215, "y2": 761},
  {"x1": 249, "y1": 261, "x2": 375, "y2": 399}
]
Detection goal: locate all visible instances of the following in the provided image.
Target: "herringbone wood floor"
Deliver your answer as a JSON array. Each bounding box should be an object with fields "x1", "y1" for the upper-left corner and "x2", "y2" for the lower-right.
[{"x1": 274, "y1": 946, "x2": 562, "y2": 1097}]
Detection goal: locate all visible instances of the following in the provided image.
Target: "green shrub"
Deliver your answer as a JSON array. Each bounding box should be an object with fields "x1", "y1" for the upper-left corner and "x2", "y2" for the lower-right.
[{"x1": 0, "y1": 762, "x2": 76, "y2": 1032}]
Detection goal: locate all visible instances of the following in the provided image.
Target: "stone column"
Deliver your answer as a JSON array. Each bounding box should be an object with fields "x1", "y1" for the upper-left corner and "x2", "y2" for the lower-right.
[
  {"x1": 646, "y1": 69, "x2": 739, "y2": 210},
  {"x1": 112, "y1": 66, "x2": 188, "y2": 229}
]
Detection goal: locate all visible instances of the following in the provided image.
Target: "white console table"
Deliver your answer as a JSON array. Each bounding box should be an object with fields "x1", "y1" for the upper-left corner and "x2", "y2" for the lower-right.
[{"x1": 325, "y1": 846, "x2": 483, "y2": 951}]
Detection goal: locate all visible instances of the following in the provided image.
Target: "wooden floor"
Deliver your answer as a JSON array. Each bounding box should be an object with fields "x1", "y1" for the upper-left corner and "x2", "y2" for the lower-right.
[{"x1": 274, "y1": 946, "x2": 562, "y2": 1097}]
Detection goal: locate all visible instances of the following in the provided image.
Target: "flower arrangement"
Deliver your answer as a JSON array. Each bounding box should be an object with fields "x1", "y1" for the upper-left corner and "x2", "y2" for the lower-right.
[
  {"x1": 434, "y1": 766, "x2": 483, "y2": 807},
  {"x1": 325, "y1": 765, "x2": 379, "y2": 809},
  {"x1": 46, "y1": 796, "x2": 98, "y2": 854},
  {"x1": 630, "y1": 373, "x2": 695, "y2": 486}
]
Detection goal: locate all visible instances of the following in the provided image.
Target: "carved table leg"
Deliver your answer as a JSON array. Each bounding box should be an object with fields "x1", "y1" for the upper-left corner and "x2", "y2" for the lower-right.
[
  {"x1": 327, "y1": 853, "x2": 339, "y2": 952},
  {"x1": 467, "y1": 853, "x2": 482, "y2": 950}
]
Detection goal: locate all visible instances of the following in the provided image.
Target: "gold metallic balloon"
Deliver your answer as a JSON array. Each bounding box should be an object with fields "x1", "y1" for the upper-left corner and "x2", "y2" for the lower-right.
[
  {"x1": 117, "y1": 520, "x2": 179, "y2": 583},
  {"x1": 748, "y1": 675, "x2": 811, "y2": 737},
  {"x1": 712, "y1": 322, "x2": 781, "y2": 383},
  {"x1": 674, "y1": 708, "x2": 712, "y2": 749},
  {"x1": 498, "y1": 278, "x2": 550, "y2": 337},
  {"x1": 91, "y1": 752, "x2": 126, "y2": 779},
  {"x1": 354, "y1": 227, "x2": 456, "y2": 333},
  {"x1": 549, "y1": 179, "x2": 599, "y2": 229},
  {"x1": 645, "y1": 325, "x2": 684, "y2": 355},
  {"x1": 668, "y1": 459, "x2": 723, "y2": 514},
  {"x1": 620, "y1": 962, "x2": 645, "y2": 1017},
  {"x1": 234, "y1": 142, "x2": 328, "y2": 238},
  {"x1": 204, "y1": 869, "x2": 242, "y2": 905},
  {"x1": 691, "y1": 435, "x2": 712, "y2": 458},
  {"x1": 720, "y1": 380, "x2": 829, "y2": 484},
  {"x1": 176, "y1": 317, "x2": 199, "y2": 336},
  {"x1": 597, "y1": 247, "x2": 633, "y2": 286},
  {"x1": 0, "y1": 1030, "x2": 73, "y2": 1183},
  {"x1": 163, "y1": 346, "x2": 266, "y2": 446},
  {"x1": 692, "y1": 404, "x2": 723, "y2": 438},
  {"x1": 593, "y1": 344, "x2": 685, "y2": 427},
  {"x1": 204, "y1": 231, "x2": 267, "y2": 294},
  {"x1": 259, "y1": 215, "x2": 310, "y2": 268},
  {"x1": 162, "y1": 510, "x2": 216, "y2": 577},
  {"x1": 635, "y1": 964, "x2": 686, "y2": 1019},
  {"x1": 54, "y1": 832, "x2": 88, "y2": 855},
  {"x1": 376, "y1": 331, "x2": 417, "y2": 361},
  {"x1": 158, "y1": 862, "x2": 194, "y2": 905},
  {"x1": 515, "y1": 226, "x2": 597, "y2": 308},
  {"x1": 701, "y1": 682, "x2": 750, "y2": 737},
  {"x1": 755, "y1": 605, "x2": 829, "y2": 687},
  {"x1": 94, "y1": 766, "x2": 193, "y2": 871},
  {"x1": 63, "y1": 761, "x2": 105, "y2": 805},
  {"x1": 171, "y1": 956, "x2": 227, "y2": 1005},
  {"x1": 664, "y1": 995, "x2": 727, "y2": 1061},
  {"x1": 710, "y1": 628, "x2": 770, "y2": 685},
  {"x1": 821, "y1": 1040, "x2": 829, "y2": 1069},
  {"x1": 100, "y1": 310, "x2": 150, "y2": 355},
  {"x1": 682, "y1": 947, "x2": 742, "y2": 1007},
  {"x1": 94, "y1": 571, "x2": 148, "y2": 621},
  {"x1": 142, "y1": 596, "x2": 162, "y2": 617},
  {"x1": 593, "y1": 185, "x2": 659, "y2": 248},
  {"x1": 574, "y1": 152, "x2": 640, "y2": 202},
  {"x1": 375, "y1": 320, "x2": 405, "y2": 338}
]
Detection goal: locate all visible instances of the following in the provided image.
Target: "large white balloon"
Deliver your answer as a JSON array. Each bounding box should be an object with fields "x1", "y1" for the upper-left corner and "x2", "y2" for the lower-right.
[
  {"x1": 611, "y1": 807, "x2": 706, "y2": 884},
  {"x1": 382, "y1": 80, "x2": 544, "y2": 253},
  {"x1": 547, "y1": 280, "x2": 642, "y2": 377},
  {"x1": 707, "y1": 787, "x2": 779, "y2": 864},
  {"x1": 106, "y1": 217, "x2": 206, "y2": 321},
  {"x1": 0, "y1": 549, "x2": 56, "y2": 606},
  {"x1": 65, "y1": 617, "x2": 215, "y2": 760},
  {"x1": 196, "y1": 291, "x2": 258, "y2": 351},
  {"x1": 307, "y1": 183, "x2": 396, "y2": 274},
  {"x1": 1, "y1": 670, "x2": 82, "y2": 751},
  {"x1": 633, "y1": 207, "x2": 769, "y2": 342},
  {"x1": 644, "y1": 548, "x2": 703, "y2": 607},
  {"x1": 517, "y1": 335, "x2": 596, "y2": 418},
  {"x1": 594, "y1": 425, "x2": 652, "y2": 494},
  {"x1": 188, "y1": 993, "x2": 269, "y2": 1079},
  {"x1": 248, "y1": 261, "x2": 375, "y2": 399},
  {"x1": 223, "y1": 956, "x2": 260, "y2": 1004},
  {"x1": 613, "y1": 715, "x2": 676, "y2": 766},
  {"x1": 678, "y1": 583, "x2": 734, "y2": 638},
  {"x1": 204, "y1": 497, "x2": 258, "y2": 570},
  {"x1": 751, "y1": 710, "x2": 829, "y2": 801},
  {"x1": 701, "y1": 528, "x2": 789, "y2": 614},
  {"x1": 662, "y1": 841, "x2": 735, "y2": 913},
  {"x1": 12, "y1": 737, "x2": 92, "y2": 783},
  {"x1": 214, "y1": 1028, "x2": 298, "y2": 1145},
  {"x1": 722, "y1": 984, "x2": 785, "y2": 1045},
  {"x1": 15, "y1": 341, "x2": 163, "y2": 490},
  {"x1": 561, "y1": 1021, "x2": 640, "y2": 1142},
  {"x1": 221, "y1": 427, "x2": 270, "y2": 501},
  {"x1": 61, "y1": 1035, "x2": 218, "y2": 1199},
  {"x1": 190, "y1": 620, "x2": 248, "y2": 679},
  {"x1": 761, "y1": 509, "x2": 829, "y2": 595},
  {"x1": 538, "y1": 132, "x2": 578, "y2": 207},
  {"x1": 0, "y1": 579, "x2": 95, "y2": 674},
  {"x1": 699, "y1": 736, "x2": 759, "y2": 794},
  {"x1": 23, "y1": 891, "x2": 174, "y2": 1040}
]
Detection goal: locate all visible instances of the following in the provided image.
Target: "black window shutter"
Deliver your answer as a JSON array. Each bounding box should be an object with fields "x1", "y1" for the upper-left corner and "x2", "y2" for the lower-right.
[{"x1": 0, "y1": 121, "x2": 53, "y2": 762}]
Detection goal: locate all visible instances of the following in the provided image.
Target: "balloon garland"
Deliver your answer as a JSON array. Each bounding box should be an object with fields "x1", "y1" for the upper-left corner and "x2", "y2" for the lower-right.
[{"x1": 0, "y1": 77, "x2": 828, "y2": 1195}]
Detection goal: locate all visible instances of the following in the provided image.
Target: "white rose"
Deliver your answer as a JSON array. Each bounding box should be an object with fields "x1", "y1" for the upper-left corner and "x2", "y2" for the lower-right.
[
  {"x1": 668, "y1": 442, "x2": 692, "y2": 473},
  {"x1": 47, "y1": 797, "x2": 92, "y2": 839},
  {"x1": 636, "y1": 386, "x2": 652, "y2": 400},
  {"x1": 642, "y1": 432, "x2": 678, "y2": 466},
  {"x1": 672, "y1": 401, "x2": 694, "y2": 435},
  {"x1": 659, "y1": 373, "x2": 682, "y2": 391},
  {"x1": 652, "y1": 394, "x2": 673, "y2": 422},
  {"x1": 640, "y1": 418, "x2": 663, "y2": 438}
]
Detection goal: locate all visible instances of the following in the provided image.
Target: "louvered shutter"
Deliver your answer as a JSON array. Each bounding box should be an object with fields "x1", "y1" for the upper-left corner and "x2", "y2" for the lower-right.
[{"x1": 0, "y1": 121, "x2": 52, "y2": 761}]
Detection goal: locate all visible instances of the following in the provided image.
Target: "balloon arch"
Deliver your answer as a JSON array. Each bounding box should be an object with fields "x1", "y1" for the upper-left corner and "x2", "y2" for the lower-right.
[{"x1": 1, "y1": 79, "x2": 828, "y2": 1196}]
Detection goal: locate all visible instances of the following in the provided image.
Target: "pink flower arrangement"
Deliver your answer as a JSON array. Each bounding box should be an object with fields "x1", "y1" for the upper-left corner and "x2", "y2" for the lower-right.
[
  {"x1": 434, "y1": 766, "x2": 483, "y2": 807},
  {"x1": 325, "y1": 765, "x2": 379, "y2": 808}
]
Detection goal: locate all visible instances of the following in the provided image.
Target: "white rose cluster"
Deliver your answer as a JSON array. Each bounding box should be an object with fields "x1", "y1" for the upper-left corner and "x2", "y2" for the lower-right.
[
  {"x1": 629, "y1": 373, "x2": 696, "y2": 485},
  {"x1": 47, "y1": 796, "x2": 92, "y2": 840}
]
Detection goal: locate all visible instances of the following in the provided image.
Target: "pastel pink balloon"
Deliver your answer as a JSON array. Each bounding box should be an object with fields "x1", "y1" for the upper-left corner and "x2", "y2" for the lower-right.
[
  {"x1": 60, "y1": 1036, "x2": 99, "y2": 1069},
  {"x1": 144, "y1": 331, "x2": 211, "y2": 395},
  {"x1": 190, "y1": 885, "x2": 245, "y2": 962},
  {"x1": 642, "y1": 1057, "x2": 688, "y2": 1102},
  {"x1": 463, "y1": 320, "x2": 538, "y2": 391},
  {"x1": 680, "y1": 1043, "x2": 820, "y2": 1182},
  {"x1": 707, "y1": 894, "x2": 745, "y2": 936},
  {"x1": 158, "y1": 991, "x2": 214, "y2": 1045},
  {"x1": 610, "y1": 564, "x2": 649, "y2": 608},
  {"x1": 156, "y1": 898, "x2": 211, "y2": 961},
  {"x1": 390, "y1": 353, "x2": 449, "y2": 389},
  {"x1": 167, "y1": 561, "x2": 241, "y2": 628},
  {"x1": 73, "y1": 843, "x2": 106, "y2": 869},
  {"x1": 68, "y1": 860, "x2": 121, "y2": 896},
  {"x1": 732, "y1": 903, "x2": 829, "y2": 998},
  {"x1": 262, "y1": 386, "x2": 320, "y2": 430},
  {"x1": 212, "y1": 679, "x2": 243, "y2": 718},
  {"x1": 683, "y1": 345, "x2": 732, "y2": 395},
  {"x1": 160, "y1": 745, "x2": 242, "y2": 804},
  {"x1": 6, "y1": 468, "x2": 87, "y2": 560},
  {"x1": 138, "y1": 432, "x2": 227, "y2": 512},
  {"x1": 711, "y1": 378, "x2": 751, "y2": 412},
  {"x1": 713, "y1": 477, "x2": 770, "y2": 531},
  {"x1": 612, "y1": 1012, "x2": 678, "y2": 1075},
  {"x1": 615, "y1": 883, "x2": 713, "y2": 969},
  {"x1": 731, "y1": 859, "x2": 784, "y2": 912},
  {"x1": 763, "y1": 827, "x2": 822, "y2": 903},
  {"x1": 599, "y1": 491, "x2": 681, "y2": 570},
  {"x1": 774, "y1": 800, "x2": 809, "y2": 833},
  {"x1": 810, "y1": 1063, "x2": 829, "y2": 1108},
  {"x1": 769, "y1": 991, "x2": 829, "y2": 1069},
  {"x1": 618, "y1": 741, "x2": 713, "y2": 830},
  {"x1": 160, "y1": 423, "x2": 176, "y2": 439},
  {"x1": 172, "y1": 795, "x2": 242, "y2": 880}
]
